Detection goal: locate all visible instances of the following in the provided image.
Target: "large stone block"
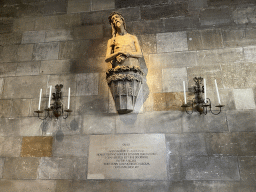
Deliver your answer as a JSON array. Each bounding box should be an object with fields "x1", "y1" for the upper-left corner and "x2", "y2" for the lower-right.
[
  {"x1": 67, "y1": 0, "x2": 91, "y2": 14},
  {"x1": 92, "y1": 0, "x2": 115, "y2": 11},
  {"x1": 187, "y1": 30, "x2": 203, "y2": 50},
  {"x1": 162, "y1": 67, "x2": 187, "y2": 92},
  {"x1": 153, "y1": 93, "x2": 166, "y2": 111},
  {"x1": 86, "y1": 38, "x2": 108, "y2": 57},
  {"x1": 13, "y1": 17, "x2": 35, "y2": 32},
  {"x1": 0, "y1": 45, "x2": 18, "y2": 62},
  {"x1": 146, "y1": 68, "x2": 162, "y2": 93},
  {"x1": 232, "y1": 7, "x2": 251, "y2": 24},
  {"x1": 0, "y1": 100, "x2": 13, "y2": 117},
  {"x1": 196, "y1": 48, "x2": 244, "y2": 66},
  {"x1": 131, "y1": 20, "x2": 165, "y2": 35},
  {"x1": 71, "y1": 180, "x2": 169, "y2": 192},
  {"x1": 168, "y1": 155, "x2": 182, "y2": 181},
  {"x1": 233, "y1": 88, "x2": 255, "y2": 110},
  {"x1": 182, "y1": 156, "x2": 240, "y2": 181},
  {"x1": 189, "y1": 0, "x2": 208, "y2": 9},
  {"x1": 239, "y1": 156, "x2": 256, "y2": 183},
  {"x1": 76, "y1": 95, "x2": 109, "y2": 115},
  {"x1": 137, "y1": 34, "x2": 156, "y2": 54},
  {"x1": 116, "y1": 0, "x2": 168, "y2": 8},
  {"x1": 244, "y1": 46, "x2": 256, "y2": 63},
  {"x1": 145, "y1": 111, "x2": 182, "y2": 133},
  {"x1": 206, "y1": 132, "x2": 256, "y2": 156},
  {"x1": 182, "y1": 112, "x2": 228, "y2": 132},
  {"x1": 3, "y1": 75, "x2": 48, "y2": 99},
  {"x1": 21, "y1": 30, "x2": 46, "y2": 44},
  {"x1": 199, "y1": 8, "x2": 232, "y2": 26},
  {"x1": 16, "y1": 61, "x2": 41, "y2": 76},
  {"x1": 0, "y1": 118, "x2": 20, "y2": 136},
  {"x1": 0, "y1": 62, "x2": 17, "y2": 77},
  {"x1": 0, "y1": 136, "x2": 22, "y2": 157},
  {"x1": 149, "y1": 51, "x2": 197, "y2": 69},
  {"x1": 201, "y1": 29, "x2": 223, "y2": 49},
  {"x1": 141, "y1": 4, "x2": 188, "y2": 20},
  {"x1": 33, "y1": 42, "x2": 59, "y2": 60},
  {"x1": 76, "y1": 73, "x2": 99, "y2": 96},
  {"x1": 73, "y1": 25, "x2": 104, "y2": 40},
  {"x1": 80, "y1": 114, "x2": 115, "y2": 134},
  {"x1": 0, "y1": 18, "x2": 13, "y2": 34},
  {"x1": 11, "y1": 99, "x2": 31, "y2": 117},
  {"x1": 35, "y1": 15, "x2": 59, "y2": 31},
  {"x1": 0, "y1": 180, "x2": 56, "y2": 192},
  {"x1": 0, "y1": 32, "x2": 22, "y2": 46},
  {"x1": 45, "y1": 29, "x2": 73, "y2": 42},
  {"x1": 17, "y1": 44, "x2": 34, "y2": 62},
  {"x1": 164, "y1": 17, "x2": 200, "y2": 33},
  {"x1": 156, "y1": 32, "x2": 188, "y2": 53},
  {"x1": 21, "y1": 136, "x2": 53, "y2": 157},
  {"x1": 221, "y1": 63, "x2": 255, "y2": 89},
  {"x1": 56, "y1": 180, "x2": 72, "y2": 192},
  {"x1": 57, "y1": 13, "x2": 81, "y2": 28},
  {"x1": 75, "y1": 57, "x2": 109, "y2": 73},
  {"x1": 39, "y1": 0, "x2": 67, "y2": 16},
  {"x1": 227, "y1": 110, "x2": 256, "y2": 132},
  {"x1": 222, "y1": 29, "x2": 255, "y2": 48},
  {"x1": 0, "y1": 158, "x2": 4, "y2": 178},
  {"x1": 81, "y1": 7, "x2": 141, "y2": 25},
  {"x1": 39, "y1": 157, "x2": 87, "y2": 180},
  {"x1": 0, "y1": 78, "x2": 3, "y2": 95},
  {"x1": 188, "y1": 29, "x2": 224, "y2": 50},
  {"x1": 19, "y1": 117, "x2": 43, "y2": 136},
  {"x1": 166, "y1": 133, "x2": 207, "y2": 156},
  {"x1": 52, "y1": 135, "x2": 89, "y2": 157},
  {"x1": 40, "y1": 60, "x2": 71, "y2": 75},
  {"x1": 59, "y1": 40, "x2": 91, "y2": 60},
  {"x1": 169, "y1": 180, "x2": 256, "y2": 191},
  {"x1": 3, "y1": 157, "x2": 40, "y2": 179}
]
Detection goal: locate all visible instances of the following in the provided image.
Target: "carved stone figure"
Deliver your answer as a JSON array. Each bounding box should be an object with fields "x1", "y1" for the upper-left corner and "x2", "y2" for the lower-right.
[{"x1": 105, "y1": 12, "x2": 144, "y2": 113}]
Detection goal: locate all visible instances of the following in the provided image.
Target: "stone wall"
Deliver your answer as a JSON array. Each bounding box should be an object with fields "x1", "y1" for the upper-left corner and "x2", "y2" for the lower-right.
[{"x1": 0, "y1": 0, "x2": 256, "y2": 191}]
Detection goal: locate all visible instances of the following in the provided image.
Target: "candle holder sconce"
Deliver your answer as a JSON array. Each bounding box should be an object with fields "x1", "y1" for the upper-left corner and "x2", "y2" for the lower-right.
[
  {"x1": 34, "y1": 84, "x2": 72, "y2": 120},
  {"x1": 181, "y1": 77, "x2": 224, "y2": 115}
]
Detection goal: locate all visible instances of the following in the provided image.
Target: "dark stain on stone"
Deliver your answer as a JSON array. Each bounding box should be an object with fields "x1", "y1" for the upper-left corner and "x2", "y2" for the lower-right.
[
  {"x1": 70, "y1": 119, "x2": 79, "y2": 131},
  {"x1": 56, "y1": 129, "x2": 64, "y2": 142}
]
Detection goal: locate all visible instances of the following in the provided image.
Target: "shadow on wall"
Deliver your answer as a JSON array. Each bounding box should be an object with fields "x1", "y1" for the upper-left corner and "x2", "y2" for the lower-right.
[{"x1": 40, "y1": 118, "x2": 79, "y2": 142}]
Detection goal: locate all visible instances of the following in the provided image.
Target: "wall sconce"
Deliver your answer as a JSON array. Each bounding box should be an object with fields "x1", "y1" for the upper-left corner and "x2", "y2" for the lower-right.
[
  {"x1": 34, "y1": 84, "x2": 72, "y2": 120},
  {"x1": 181, "y1": 77, "x2": 224, "y2": 115}
]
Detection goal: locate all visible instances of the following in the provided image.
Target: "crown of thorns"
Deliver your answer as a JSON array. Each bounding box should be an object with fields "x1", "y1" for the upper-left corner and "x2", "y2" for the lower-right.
[{"x1": 108, "y1": 12, "x2": 125, "y2": 26}]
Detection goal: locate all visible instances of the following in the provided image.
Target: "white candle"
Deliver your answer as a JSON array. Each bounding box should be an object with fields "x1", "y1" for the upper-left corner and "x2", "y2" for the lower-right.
[
  {"x1": 204, "y1": 78, "x2": 206, "y2": 103},
  {"x1": 68, "y1": 87, "x2": 70, "y2": 109},
  {"x1": 183, "y1": 81, "x2": 187, "y2": 104},
  {"x1": 48, "y1": 86, "x2": 52, "y2": 108},
  {"x1": 38, "y1": 89, "x2": 42, "y2": 110},
  {"x1": 214, "y1": 79, "x2": 221, "y2": 105}
]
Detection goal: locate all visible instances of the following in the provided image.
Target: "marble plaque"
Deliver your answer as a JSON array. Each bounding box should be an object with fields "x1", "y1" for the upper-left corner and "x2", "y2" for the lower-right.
[{"x1": 87, "y1": 134, "x2": 167, "y2": 180}]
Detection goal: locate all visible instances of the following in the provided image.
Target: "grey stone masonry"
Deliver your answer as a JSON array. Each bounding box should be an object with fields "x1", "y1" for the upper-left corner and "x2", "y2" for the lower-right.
[
  {"x1": 183, "y1": 156, "x2": 240, "y2": 181},
  {"x1": 52, "y1": 135, "x2": 89, "y2": 157},
  {"x1": 3, "y1": 157, "x2": 40, "y2": 179},
  {"x1": 0, "y1": 180, "x2": 56, "y2": 192},
  {"x1": 0, "y1": 137, "x2": 22, "y2": 157},
  {"x1": 32, "y1": 42, "x2": 59, "y2": 61},
  {"x1": 38, "y1": 157, "x2": 87, "y2": 180}
]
